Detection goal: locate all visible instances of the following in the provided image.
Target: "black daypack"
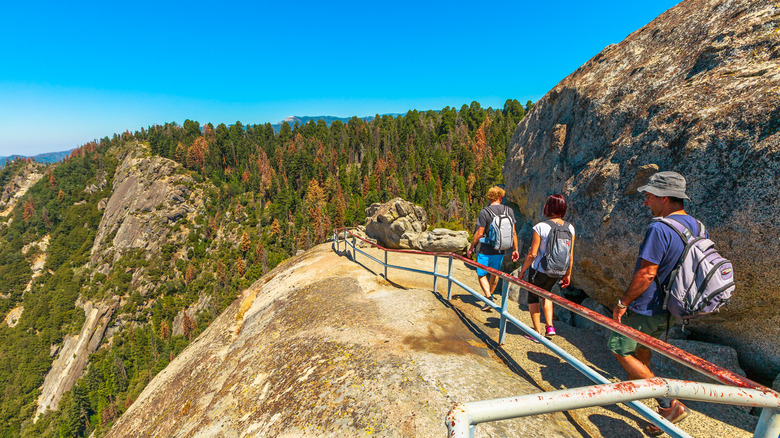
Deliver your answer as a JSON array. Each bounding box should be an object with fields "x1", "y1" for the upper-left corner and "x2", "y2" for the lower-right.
[
  {"x1": 484, "y1": 205, "x2": 515, "y2": 251},
  {"x1": 539, "y1": 220, "x2": 573, "y2": 278}
]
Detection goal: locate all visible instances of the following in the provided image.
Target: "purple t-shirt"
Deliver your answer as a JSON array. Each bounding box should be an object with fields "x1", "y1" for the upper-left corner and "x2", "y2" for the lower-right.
[{"x1": 630, "y1": 214, "x2": 707, "y2": 316}]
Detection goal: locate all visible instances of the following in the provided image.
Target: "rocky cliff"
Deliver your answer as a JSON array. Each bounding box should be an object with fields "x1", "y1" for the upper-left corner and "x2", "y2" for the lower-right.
[
  {"x1": 35, "y1": 300, "x2": 118, "y2": 419},
  {"x1": 106, "y1": 244, "x2": 583, "y2": 438},
  {"x1": 503, "y1": 0, "x2": 780, "y2": 381},
  {"x1": 88, "y1": 146, "x2": 203, "y2": 277},
  {"x1": 0, "y1": 160, "x2": 44, "y2": 220}
]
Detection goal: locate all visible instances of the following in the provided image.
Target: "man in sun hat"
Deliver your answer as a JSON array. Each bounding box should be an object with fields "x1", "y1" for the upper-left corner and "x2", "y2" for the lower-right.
[{"x1": 607, "y1": 171, "x2": 705, "y2": 435}]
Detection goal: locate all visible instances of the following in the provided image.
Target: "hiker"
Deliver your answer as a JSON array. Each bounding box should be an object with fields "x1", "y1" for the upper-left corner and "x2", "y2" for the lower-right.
[
  {"x1": 608, "y1": 171, "x2": 701, "y2": 435},
  {"x1": 516, "y1": 195, "x2": 575, "y2": 342},
  {"x1": 466, "y1": 186, "x2": 520, "y2": 312}
]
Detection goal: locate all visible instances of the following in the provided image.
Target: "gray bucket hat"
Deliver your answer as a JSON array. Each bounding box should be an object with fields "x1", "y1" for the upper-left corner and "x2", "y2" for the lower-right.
[{"x1": 637, "y1": 171, "x2": 690, "y2": 201}]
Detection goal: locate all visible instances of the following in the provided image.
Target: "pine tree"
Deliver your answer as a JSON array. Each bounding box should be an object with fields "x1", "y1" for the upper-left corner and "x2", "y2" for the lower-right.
[
  {"x1": 22, "y1": 197, "x2": 35, "y2": 223},
  {"x1": 236, "y1": 257, "x2": 245, "y2": 277},
  {"x1": 159, "y1": 321, "x2": 170, "y2": 340},
  {"x1": 240, "y1": 232, "x2": 251, "y2": 253}
]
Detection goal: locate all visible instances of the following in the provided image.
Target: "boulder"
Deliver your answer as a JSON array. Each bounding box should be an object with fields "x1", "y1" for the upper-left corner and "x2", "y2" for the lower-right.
[
  {"x1": 402, "y1": 228, "x2": 469, "y2": 254},
  {"x1": 650, "y1": 339, "x2": 746, "y2": 385},
  {"x1": 503, "y1": 0, "x2": 780, "y2": 381},
  {"x1": 365, "y1": 198, "x2": 469, "y2": 253},
  {"x1": 365, "y1": 197, "x2": 427, "y2": 248}
]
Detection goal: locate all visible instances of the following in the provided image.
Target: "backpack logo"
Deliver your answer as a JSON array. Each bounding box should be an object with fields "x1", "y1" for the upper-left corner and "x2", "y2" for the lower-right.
[
  {"x1": 484, "y1": 205, "x2": 515, "y2": 251},
  {"x1": 539, "y1": 220, "x2": 573, "y2": 278},
  {"x1": 654, "y1": 217, "x2": 735, "y2": 320}
]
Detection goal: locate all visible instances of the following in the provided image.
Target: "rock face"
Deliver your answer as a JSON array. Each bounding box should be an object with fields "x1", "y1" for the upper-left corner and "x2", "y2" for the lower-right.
[
  {"x1": 106, "y1": 244, "x2": 581, "y2": 437},
  {"x1": 3, "y1": 306, "x2": 23, "y2": 328},
  {"x1": 88, "y1": 146, "x2": 204, "y2": 275},
  {"x1": 503, "y1": 0, "x2": 780, "y2": 381},
  {"x1": 365, "y1": 198, "x2": 469, "y2": 253},
  {"x1": 36, "y1": 300, "x2": 119, "y2": 419},
  {"x1": 0, "y1": 161, "x2": 44, "y2": 218}
]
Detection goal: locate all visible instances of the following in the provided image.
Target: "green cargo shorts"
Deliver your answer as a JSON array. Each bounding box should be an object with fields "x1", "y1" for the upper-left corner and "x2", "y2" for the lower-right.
[{"x1": 607, "y1": 310, "x2": 673, "y2": 357}]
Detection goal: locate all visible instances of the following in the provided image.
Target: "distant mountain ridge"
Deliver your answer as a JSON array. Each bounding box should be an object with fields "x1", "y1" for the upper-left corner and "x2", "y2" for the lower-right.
[
  {"x1": 0, "y1": 150, "x2": 73, "y2": 168},
  {"x1": 270, "y1": 114, "x2": 405, "y2": 132}
]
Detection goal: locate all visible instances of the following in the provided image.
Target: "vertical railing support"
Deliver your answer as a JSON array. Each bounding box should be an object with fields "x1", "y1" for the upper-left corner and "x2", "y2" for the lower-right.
[
  {"x1": 352, "y1": 234, "x2": 356, "y2": 261},
  {"x1": 384, "y1": 250, "x2": 388, "y2": 280},
  {"x1": 498, "y1": 279, "x2": 510, "y2": 345},
  {"x1": 433, "y1": 255, "x2": 439, "y2": 292},
  {"x1": 447, "y1": 255, "x2": 454, "y2": 300},
  {"x1": 754, "y1": 407, "x2": 780, "y2": 438}
]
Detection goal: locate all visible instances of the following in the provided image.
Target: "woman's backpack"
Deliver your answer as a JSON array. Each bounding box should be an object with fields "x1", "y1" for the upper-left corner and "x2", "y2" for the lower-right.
[{"x1": 539, "y1": 220, "x2": 573, "y2": 278}]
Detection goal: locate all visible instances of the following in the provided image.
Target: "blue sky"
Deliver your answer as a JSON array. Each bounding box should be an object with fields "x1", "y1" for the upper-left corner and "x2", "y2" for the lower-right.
[{"x1": 0, "y1": 0, "x2": 680, "y2": 157}]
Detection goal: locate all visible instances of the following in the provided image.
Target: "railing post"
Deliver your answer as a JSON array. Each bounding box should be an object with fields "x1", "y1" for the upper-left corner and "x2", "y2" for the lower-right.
[
  {"x1": 384, "y1": 250, "x2": 388, "y2": 280},
  {"x1": 352, "y1": 234, "x2": 356, "y2": 261},
  {"x1": 754, "y1": 407, "x2": 780, "y2": 438},
  {"x1": 498, "y1": 278, "x2": 510, "y2": 345},
  {"x1": 447, "y1": 255, "x2": 454, "y2": 300},
  {"x1": 433, "y1": 255, "x2": 439, "y2": 292}
]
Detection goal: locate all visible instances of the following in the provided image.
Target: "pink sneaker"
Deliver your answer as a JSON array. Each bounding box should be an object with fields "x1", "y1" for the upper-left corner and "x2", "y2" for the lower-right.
[{"x1": 545, "y1": 325, "x2": 556, "y2": 338}]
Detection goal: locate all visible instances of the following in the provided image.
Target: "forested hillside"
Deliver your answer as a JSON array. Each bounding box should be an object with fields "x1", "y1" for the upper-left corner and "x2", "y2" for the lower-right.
[{"x1": 0, "y1": 99, "x2": 528, "y2": 437}]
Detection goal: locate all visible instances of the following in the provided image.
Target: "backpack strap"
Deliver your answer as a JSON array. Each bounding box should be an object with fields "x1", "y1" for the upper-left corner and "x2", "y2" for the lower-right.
[{"x1": 652, "y1": 216, "x2": 704, "y2": 312}]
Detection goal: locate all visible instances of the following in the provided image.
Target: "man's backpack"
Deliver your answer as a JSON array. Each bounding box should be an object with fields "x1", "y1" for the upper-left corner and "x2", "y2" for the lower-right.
[
  {"x1": 539, "y1": 220, "x2": 573, "y2": 278},
  {"x1": 484, "y1": 205, "x2": 515, "y2": 251},
  {"x1": 655, "y1": 217, "x2": 735, "y2": 320}
]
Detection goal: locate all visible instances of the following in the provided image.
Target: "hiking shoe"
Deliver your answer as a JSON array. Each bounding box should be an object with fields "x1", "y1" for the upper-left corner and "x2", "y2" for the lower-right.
[
  {"x1": 480, "y1": 303, "x2": 492, "y2": 312},
  {"x1": 545, "y1": 325, "x2": 556, "y2": 338},
  {"x1": 645, "y1": 399, "x2": 689, "y2": 436}
]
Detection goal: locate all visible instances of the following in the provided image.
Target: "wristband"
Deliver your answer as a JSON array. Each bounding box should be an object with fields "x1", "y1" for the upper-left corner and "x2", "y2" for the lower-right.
[{"x1": 617, "y1": 299, "x2": 628, "y2": 309}]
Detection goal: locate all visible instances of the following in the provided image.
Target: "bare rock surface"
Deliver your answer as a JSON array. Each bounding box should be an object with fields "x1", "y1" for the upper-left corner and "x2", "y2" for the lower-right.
[
  {"x1": 365, "y1": 198, "x2": 468, "y2": 253},
  {"x1": 35, "y1": 299, "x2": 119, "y2": 419},
  {"x1": 3, "y1": 306, "x2": 23, "y2": 328},
  {"x1": 504, "y1": 0, "x2": 780, "y2": 381},
  {"x1": 88, "y1": 144, "x2": 204, "y2": 273},
  {"x1": 0, "y1": 161, "x2": 44, "y2": 218},
  {"x1": 108, "y1": 243, "x2": 762, "y2": 437},
  {"x1": 106, "y1": 244, "x2": 582, "y2": 438}
]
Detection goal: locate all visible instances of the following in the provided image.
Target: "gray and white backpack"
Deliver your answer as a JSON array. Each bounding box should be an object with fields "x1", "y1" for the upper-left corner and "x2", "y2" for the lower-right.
[
  {"x1": 485, "y1": 205, "x2": 515, "y2": 251},
  {"x1": 539, "y1": 220, "x2": 573, "y2": 278},
  {"x1": 654, "y1": 217, "x2": 735, "y2": 320}
]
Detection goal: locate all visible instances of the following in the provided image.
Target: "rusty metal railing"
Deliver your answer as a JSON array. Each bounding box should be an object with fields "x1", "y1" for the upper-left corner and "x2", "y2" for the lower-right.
[{"x1": 332, "y1": 228, "x2": 780, "y2": 438}]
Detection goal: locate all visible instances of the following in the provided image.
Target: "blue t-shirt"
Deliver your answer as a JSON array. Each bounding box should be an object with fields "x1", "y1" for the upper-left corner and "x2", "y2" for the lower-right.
[{"x1": 629, "y1": 214, "x2": 707, "y2": 316}]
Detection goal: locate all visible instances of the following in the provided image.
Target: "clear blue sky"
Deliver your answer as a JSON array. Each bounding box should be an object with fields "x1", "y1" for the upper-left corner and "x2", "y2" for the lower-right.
[{"x1": 0, "y1": 0, "x2": 680, "y2": 157}]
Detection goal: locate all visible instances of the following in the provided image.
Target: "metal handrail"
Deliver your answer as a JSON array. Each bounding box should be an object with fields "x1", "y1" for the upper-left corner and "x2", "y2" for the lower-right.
[{"x1": 332, "y1": 228, "x2": 780, "y2": 438}]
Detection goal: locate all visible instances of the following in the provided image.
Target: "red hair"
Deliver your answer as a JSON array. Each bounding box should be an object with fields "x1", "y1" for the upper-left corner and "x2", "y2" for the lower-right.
[{"x1": 543, "y1": 194, "x2": 567, "y2": 218}]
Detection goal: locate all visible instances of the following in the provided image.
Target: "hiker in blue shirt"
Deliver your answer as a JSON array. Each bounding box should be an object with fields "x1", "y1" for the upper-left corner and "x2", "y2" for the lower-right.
[
  {"x1": 608, "y1": 171, "x2": 703, "y2": 435},
  {"x1": 467, "y1": 187, "x2": 520, "y2": 311}
]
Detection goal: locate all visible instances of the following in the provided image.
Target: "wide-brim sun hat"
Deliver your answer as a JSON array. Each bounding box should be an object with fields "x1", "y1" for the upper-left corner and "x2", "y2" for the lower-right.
[{"x1": 637, "y1": 171, "x2": 690, "y2": 201}]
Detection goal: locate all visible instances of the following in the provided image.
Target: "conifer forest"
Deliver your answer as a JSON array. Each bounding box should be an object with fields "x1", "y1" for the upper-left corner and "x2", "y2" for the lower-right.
[{"x1": 0, "y1": 100, "x2": 529, "y2": 437}]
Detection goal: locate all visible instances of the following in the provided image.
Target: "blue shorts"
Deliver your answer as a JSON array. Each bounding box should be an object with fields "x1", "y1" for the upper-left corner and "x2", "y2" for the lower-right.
[{"x1": 476, "y1": 253, "x2": 504, "y2": 277}]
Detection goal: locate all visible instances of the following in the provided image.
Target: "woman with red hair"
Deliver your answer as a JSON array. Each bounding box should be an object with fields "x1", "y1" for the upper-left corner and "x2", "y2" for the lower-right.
[{"x1": 517, "y1": 194, "x2": 575, "y2": 342}]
